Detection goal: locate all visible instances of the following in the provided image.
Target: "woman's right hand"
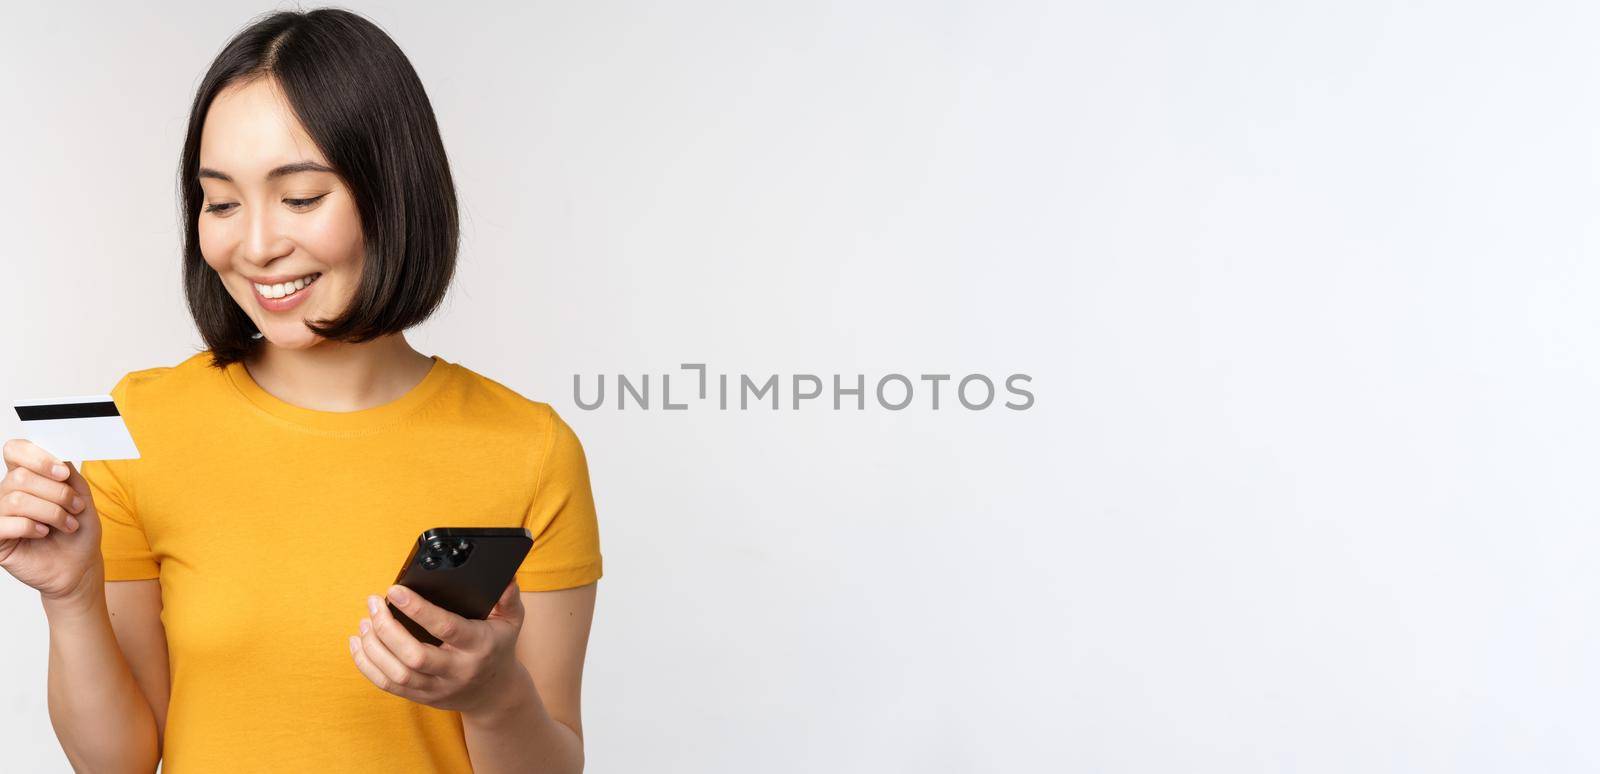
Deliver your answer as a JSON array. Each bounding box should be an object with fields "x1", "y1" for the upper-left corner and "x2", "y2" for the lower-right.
[{"x1": 0, "y1": 439, "x2": 102, "y2": 603}]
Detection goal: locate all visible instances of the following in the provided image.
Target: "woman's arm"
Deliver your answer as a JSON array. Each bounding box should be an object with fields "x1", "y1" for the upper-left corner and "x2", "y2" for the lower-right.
[
  {"x1": 105, "y1": 580, "x2": 171, "y2": 751},
  {"x1": 44, "y1": 572, "x2": 167, "y2": 774},
  {"x1": 353, "y1": 580, "x2": 598, "y2": 772},
  {"x1": 0, "y1": 443, "x2": 168, "y2": 771},
  {"x1": 460, "y1": 583, "x2": 596, "y2": 774}
]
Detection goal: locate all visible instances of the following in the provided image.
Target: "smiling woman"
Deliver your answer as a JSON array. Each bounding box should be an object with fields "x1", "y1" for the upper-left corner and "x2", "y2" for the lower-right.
[
  {"x1": 194, "y1": 76, "x2": 360, "y2": 322},
  {"x1": 180, "y1": 11, "x2": 457, "y2": 366},
  {"x1": 0, "y1": 7, "x2": 600, "y2": 774}
]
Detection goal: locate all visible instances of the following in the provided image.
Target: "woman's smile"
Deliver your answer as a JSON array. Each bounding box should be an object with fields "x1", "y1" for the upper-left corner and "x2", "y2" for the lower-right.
[{"x1": 249, "y1": 271, "x2": 323, "y2": 312}]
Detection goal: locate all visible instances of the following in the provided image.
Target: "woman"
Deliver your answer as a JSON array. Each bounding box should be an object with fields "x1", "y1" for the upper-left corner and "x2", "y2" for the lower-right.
[{"x1": 0, "y1": 9, "x2": 600, "y2": 773}]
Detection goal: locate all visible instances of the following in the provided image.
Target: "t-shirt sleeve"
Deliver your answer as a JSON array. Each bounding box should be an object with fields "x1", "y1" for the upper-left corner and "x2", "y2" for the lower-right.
[
  {"x1": 79, "y1": 374, "x2": 159, "y2": 581},
  {"x1": 516, "y1": 407, "x2": 603, "y2": 592}
]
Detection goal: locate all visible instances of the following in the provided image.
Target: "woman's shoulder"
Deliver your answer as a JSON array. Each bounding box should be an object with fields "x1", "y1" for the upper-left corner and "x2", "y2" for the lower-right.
[
  {"x1": 107, "y1": 351, "x2": 219, "y2": 402},
  {"x1": 439, "y1": 358, "x2": 565, "y2": 429}
]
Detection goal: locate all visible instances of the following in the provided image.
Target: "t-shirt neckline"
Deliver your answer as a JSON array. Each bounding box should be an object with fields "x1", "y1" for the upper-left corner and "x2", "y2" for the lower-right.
[{"x1": 223, "y1": 354, "x2": 455, "y2": 434}]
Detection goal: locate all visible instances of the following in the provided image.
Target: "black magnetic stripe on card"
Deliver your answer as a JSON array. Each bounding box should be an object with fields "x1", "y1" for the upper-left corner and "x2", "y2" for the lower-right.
[{"x1": 15, "y1": 401, "x2": 121, "y2": 421}]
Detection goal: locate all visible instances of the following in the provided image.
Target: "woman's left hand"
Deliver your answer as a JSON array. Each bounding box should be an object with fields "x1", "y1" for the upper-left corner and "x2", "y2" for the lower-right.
[{"x1": 348, "y1": 580, "x2": 526, "y2": 715}]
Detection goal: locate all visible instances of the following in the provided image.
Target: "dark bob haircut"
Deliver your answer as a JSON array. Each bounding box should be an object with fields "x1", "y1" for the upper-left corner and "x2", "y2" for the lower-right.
[{"x1": 180, "y1": 8, "x2": 458, "y2": 368}]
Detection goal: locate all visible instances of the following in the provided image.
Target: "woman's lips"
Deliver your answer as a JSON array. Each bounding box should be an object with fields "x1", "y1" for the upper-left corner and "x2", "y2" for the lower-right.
[{"x1": 252, "y1": 275, "x2": 319, "y2": 312}]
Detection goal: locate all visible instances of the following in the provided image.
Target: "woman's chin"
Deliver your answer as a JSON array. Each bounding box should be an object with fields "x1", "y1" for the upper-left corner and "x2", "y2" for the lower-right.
[{"x1": 258, "y1": 328, "x2": 323, "y2": 349}]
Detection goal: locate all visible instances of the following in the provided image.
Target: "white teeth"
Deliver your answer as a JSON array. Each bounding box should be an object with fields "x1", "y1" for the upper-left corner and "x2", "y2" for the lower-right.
[{"x1": 254, "y1": 273, "x2": 321, "y2": 300}]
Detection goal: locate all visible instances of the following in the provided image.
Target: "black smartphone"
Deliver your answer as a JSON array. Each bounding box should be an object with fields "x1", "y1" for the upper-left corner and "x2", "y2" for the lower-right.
[{"x1": 387, "y1": 527, "x2": 533, "y2": 646}]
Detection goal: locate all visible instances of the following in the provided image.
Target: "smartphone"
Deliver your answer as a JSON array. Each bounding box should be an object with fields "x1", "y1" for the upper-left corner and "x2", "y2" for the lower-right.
[{"x1": 387, "y1": 527, "x2": 533, "y2": 646}]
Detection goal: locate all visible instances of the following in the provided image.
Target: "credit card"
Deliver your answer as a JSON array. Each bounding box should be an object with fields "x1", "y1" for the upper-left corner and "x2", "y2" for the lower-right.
[{"x1": 11, "y1": 394, "x2": 141, "y2": 463}]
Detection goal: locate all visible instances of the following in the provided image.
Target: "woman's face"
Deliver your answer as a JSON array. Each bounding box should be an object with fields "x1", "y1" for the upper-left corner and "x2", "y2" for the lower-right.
[{"x1": 196, "y1": 76, "x2": 363, "y2": 350}]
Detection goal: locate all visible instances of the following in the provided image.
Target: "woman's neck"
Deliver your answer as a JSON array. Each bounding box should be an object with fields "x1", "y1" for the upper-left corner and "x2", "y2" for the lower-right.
[{"x1": 241, "y1": 333, "x2": 436, "y2": 413}]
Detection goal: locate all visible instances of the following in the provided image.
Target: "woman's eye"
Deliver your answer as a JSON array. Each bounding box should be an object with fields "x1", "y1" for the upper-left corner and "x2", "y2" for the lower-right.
[
  {"x1": 285, "y1": 194, "x2": 329, "y2": 209},
  {"x1": 203, "y1": 202, "x2": 238, "y2": 215}
]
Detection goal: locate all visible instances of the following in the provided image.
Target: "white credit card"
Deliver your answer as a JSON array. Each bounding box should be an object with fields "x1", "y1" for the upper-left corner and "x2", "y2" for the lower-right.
[{"x1": 12, "y1": 394, "x2": 141, "y2": 463}]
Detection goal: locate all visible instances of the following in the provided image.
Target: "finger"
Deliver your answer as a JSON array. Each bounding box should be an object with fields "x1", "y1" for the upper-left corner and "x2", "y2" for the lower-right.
[
  {"x1": 0, "y1": 488, "x2": 79, "y2": 534},
  {"x1": 61, "y1": 462, "x2": 93, "y2": 503},
  {"x1": 348, "y1": 634, "x2": 427, "y2": 701},
  {"x1": 487, "y1": 579, "x2": 524, "y2": 624},
  {"x1": 385, "y1": 584, "x2": 473, "y2": 648},
  {"x1": 357, "y1": 617, "x2": 439, "y2": 695},
  {"x1": 0, "y1": 515, "x2": 52, "y2": 539},
  {"x1": 2, "y1": 439, "x2": 70, "y2": 482},
  {"x1": 368, "y1": 594, "x2": 450, "y2": 676},
  {"x1": 2, "y1": 465, "x2": 84, "y2": 516}
]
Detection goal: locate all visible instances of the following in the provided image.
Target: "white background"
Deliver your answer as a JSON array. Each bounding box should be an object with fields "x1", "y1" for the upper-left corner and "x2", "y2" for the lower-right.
[{"x1": 3, "y1": 1, "x2": 1598, "y2": 772}]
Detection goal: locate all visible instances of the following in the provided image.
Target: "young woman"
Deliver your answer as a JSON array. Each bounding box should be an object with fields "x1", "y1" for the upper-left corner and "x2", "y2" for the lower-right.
[{"x1": 0, "y1": 9, "x2": 600, "y2": 772}]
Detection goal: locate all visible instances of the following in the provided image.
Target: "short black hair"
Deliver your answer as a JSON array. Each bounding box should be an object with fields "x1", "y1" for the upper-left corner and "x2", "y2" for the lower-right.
[{"x1": 180, "y1": 7, "x2": 458, "y2": 368}]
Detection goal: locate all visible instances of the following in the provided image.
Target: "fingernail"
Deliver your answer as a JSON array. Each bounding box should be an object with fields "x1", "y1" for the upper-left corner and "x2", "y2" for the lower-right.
[
  {"x1": 349, "y1": 636, "x2": 359, "y2": 654},
  {"x1": 359, "y1": 619, "x2": 371, "y2": 635},
  {"x1": 51, "y1": 464, "x2": 68, "y2": 480},
  {"x1": 387, "y1": 586, "x2": 409, "y2": 606},
  {"x1": 66, "y1": 516, "x2": 79, "y2": 532},
  {"x1": 34, "y1": 523, "x2": 47, "y2": 536},
  {"x1": 367, "y1": 596, "x2": 379, "y2": 615},
  {"x1": 70, "y1": 496, "x2": 84, "y2": 513}
]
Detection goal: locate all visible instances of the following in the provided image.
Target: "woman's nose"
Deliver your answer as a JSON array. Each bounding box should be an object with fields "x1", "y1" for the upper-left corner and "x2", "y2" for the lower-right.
[{"x1": 241, "y1": 205, "x2": 293, "y2": 266}]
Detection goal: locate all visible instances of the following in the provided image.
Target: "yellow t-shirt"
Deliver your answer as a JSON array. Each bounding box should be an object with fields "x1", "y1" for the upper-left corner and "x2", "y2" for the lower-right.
[{"x1": 78, "y1": 351, "x2": 603, "y2": 773}]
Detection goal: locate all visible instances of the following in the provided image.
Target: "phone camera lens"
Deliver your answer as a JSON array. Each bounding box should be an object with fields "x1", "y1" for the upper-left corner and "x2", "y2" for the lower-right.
[
  {"x1": 421, "y1": 554, "x2": 441, "y2": 570},
  {"x1": 427, "y1": 538, "x2": 446, "y2": 553}
]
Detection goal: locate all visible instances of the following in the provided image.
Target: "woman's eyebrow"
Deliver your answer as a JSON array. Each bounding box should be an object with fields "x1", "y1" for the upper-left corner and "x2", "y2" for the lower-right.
[{"x1": 197, "y1": 161, "x2": 335, "y2": 182}]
